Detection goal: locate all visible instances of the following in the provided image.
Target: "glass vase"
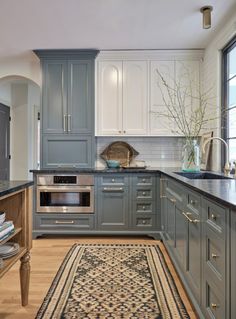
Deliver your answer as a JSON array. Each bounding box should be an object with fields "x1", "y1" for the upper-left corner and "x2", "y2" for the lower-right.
[{"x1": 182, "y1": 139, "x2": 200, "y2": 172}]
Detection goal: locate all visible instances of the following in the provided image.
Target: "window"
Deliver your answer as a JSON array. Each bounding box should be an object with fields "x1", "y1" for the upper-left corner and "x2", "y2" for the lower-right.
[{"x1": 222, "y1": 36, "x2": 236, "y2": 164}]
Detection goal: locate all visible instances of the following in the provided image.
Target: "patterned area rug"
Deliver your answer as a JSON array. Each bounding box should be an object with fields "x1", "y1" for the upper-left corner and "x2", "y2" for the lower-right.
[{"x1": 36, "y1": 244, "x2": 190, "y2": 319}]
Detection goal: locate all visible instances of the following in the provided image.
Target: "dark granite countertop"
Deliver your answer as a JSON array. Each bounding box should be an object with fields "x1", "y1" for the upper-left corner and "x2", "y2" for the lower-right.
[
  {"x1": 30, "y1": 168, "x2": 236, "y2": 210},
  {"x1": 0, "y1": 180, "x2": 34, "y2": 198}
]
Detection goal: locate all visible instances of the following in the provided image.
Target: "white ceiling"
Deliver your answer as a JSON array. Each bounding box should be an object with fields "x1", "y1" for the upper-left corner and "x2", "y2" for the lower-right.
[{"x1": 0, "y1": 0, "x2": 235, "y2": 58}]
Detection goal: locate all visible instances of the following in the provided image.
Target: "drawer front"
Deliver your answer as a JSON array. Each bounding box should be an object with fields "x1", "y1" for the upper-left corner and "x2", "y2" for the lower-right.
[
  {"x1": 133, "y1": 215, "x2": 156, "y2": 229},
  {"x1": 203, "y1": 198, "x2": 227, "y2": 236},
  {"x1": 35, "y1": 214, "x2": 94, "y2": 230},
  {"x1": 186, "y1": 190, "x2": 201, "y2": 214},
  {"x1": 133, "y1": 175, "x2": 154, "y2": 186},
  {"x1": 203, "y1": 278, "x2": 225, "y2": 319},
  {"x1": 98, "y1": 175, "x2": 128, "y2": 186},
  {"x1": 204, "y1": 227, "x2": 225, "y2": 280},
  {"x1": 136, "y1": 188, "x2": 153, "y2": 200},
  {"x1": 133, "y1": 201, "x2": 155, "y2": 214}
]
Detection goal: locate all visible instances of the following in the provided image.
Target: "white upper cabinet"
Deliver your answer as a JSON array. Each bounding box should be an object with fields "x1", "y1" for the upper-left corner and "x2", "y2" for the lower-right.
[
  {"x1": 96, "y1": 59, "x2": 148, "y2": 135},
  {"x1": 123, "y1": 61, "x2": 148, "y2": 135},
  {"x1": 97, "y1": 61, "x2": 123, "y2": 135},
  {"x1": 96, "y1": 51, "x2": 203, "y2": 136},
  {"x1": 150, "y1": 60, "x2": 176, "y2": 135}
]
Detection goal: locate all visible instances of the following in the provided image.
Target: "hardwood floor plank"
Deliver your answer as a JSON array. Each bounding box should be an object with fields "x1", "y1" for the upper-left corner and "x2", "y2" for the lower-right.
[{"x1": 0, "y1": 237, "x2": 198, "y2": 318}]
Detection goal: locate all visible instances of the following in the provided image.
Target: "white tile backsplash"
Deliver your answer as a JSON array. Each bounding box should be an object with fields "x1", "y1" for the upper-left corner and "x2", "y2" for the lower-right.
[{"x1": 96, "y1": 136, "x2": 184, "y2": 168}]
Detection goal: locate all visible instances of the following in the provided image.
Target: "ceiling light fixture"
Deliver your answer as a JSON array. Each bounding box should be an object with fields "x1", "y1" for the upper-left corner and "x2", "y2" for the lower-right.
[{"x1": 200, "y1": 6, "x2": 213, "y2": 29}]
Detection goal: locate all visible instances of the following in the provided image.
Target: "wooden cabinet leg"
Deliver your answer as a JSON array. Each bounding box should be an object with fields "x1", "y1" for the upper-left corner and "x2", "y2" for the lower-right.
[{"x1": 20, "y1": 251, "x2": 30, "y2": 306}]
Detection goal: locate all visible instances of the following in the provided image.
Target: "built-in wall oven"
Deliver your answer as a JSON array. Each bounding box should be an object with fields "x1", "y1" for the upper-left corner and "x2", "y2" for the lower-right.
[{"x1": 37, "y1": 175, "x2": 94, "y2": 213}]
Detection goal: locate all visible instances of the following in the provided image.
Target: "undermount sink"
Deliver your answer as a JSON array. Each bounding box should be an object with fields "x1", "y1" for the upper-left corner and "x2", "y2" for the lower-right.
[{"x1": 174, "y1": 172, "x2": 232, "y2": 180}]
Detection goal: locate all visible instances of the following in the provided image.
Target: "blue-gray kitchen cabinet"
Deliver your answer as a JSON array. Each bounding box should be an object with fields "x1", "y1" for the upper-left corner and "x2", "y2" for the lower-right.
[
  {"x1": 231, "y1": 210, "x2": 236, "y2": 319},
  {"x1": 201, "y1": 197, "x2": 228, "y2": 319},
  {"x1": 97, "y1": 175, "x2": 129, "y2": 230},
  {"x1": 34, "y1": 50, "x2": 98, "y2": 168}
]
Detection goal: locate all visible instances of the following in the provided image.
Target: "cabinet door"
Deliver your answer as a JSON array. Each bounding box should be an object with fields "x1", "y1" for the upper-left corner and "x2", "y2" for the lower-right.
[
  {"x1": 123, "y1": 61, "x2": 148, "y2": 135},
  {"x1": 175, "y1": 60, "x2": 200, "y2": 120},
  {"x1": 97, "y1": 61, "x2": 122, "y2": 135},
  {"x1": 97, "y1": 186, "x2": 129, "y2": 230},
  {"x1": 41, "y1": 134, "x2": 93, "y2": 168},
  {"x1": 185, "y1": 195, "x2": 201, "y2": 303},
  {"x1": 68, "y1": 60, "x2": 93, "y2": 134},
  {"x1": 42, "y1": 60, "x2": 67, "y2": 134},
  {"x1": 231, "y1": 211, "x2": 236, "y2": 318},
  {"x1": 150, "y1": 61, "x2": 176, "y2": 135}
]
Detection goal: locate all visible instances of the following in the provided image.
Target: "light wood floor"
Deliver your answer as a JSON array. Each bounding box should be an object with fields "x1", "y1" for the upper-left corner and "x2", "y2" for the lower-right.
[{"x1": 0, "y1": 236, "x2": 198, "y2": 319}]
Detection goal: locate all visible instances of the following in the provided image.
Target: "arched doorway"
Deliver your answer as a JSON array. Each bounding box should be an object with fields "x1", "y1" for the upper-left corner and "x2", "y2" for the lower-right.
[{"x1": 0, "y1": 75, "x2": 40, "y2": 180}]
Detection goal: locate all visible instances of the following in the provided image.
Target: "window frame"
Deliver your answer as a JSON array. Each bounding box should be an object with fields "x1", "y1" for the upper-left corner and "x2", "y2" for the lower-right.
[{"x1": 221, "y1": 36, "x2": 236, "y2": 168}]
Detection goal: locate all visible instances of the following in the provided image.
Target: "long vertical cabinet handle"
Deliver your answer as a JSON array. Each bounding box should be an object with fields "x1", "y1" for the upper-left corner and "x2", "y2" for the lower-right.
[
  {"x1": 67, "y1": 114, "x2": 71, "y2": 132},
  {"x1": 63, "y1": 115, "x2": 67, "y2": 132},
  {"x1": 160, "y1": 178, "x2": 167, "y2": 198}
]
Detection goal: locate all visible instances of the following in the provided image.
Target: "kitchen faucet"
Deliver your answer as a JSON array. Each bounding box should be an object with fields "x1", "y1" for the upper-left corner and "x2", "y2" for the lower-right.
[{"x1": 202, "y1": 137, "x2": 231, "y2": 176}]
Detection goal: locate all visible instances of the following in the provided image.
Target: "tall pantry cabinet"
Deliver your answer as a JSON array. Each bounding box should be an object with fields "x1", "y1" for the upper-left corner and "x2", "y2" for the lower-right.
[{"x1": 34, "y1": 50, "x2": 99, "y2": 168}]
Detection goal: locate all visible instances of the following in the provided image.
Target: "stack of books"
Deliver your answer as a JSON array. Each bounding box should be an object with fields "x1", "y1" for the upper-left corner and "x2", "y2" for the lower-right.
[{"x1": 0, "y1": 221, "x2": 15, "y2": 242}]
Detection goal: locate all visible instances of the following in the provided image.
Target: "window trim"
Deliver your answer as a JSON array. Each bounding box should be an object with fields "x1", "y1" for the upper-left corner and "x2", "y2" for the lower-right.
[{"x1": 221, "y1": 35, "x2": 236, "y2": 168}]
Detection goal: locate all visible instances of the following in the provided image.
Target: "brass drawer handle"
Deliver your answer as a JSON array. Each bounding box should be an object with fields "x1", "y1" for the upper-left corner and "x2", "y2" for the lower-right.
[
  {"x1": 142, "y1": 192, "x2": 146, "y2": 196},
  {"x1": 182, "y1": 212, "x2": 200, "y2": 224},
  {"x1": 103, "y1": 187, "x2": 124, "y2": 192},
  {"x1": 142, "y1": 220, "x2": 147, "y2": 224},
  {"x1": 55, "y1": 220, "x2": 74, "y2": 224},
  {"x1": 142, "y1": 179, "x2": 146, "y2": 182},
  {"x1": 212, "y1": 253, "x2": 219, "y2": 259},
  {"x1": 211, "y1": 214, "x2": 217, "y2": 221},
  {"x1": 170, "y1": 198, "x2": 176, "y2": 203},
  {"x1": 190, "y1": 199, "x2": 196, "y2": 205},
  {"x1": 111, "y1": 179, "x2": 115, "y2": 182},
  {"x1": 211, "y1": 303, "x2": 219, "y2": 309},
  {"x1": 143, "y1": 206, "x2": 146, "y2": 210}
]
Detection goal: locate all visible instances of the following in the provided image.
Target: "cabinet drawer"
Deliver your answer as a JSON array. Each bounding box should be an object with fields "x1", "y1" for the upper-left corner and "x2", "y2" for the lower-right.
[
  {"x1": 133, "y1": 215, "x2": 156, "y2": 229},
  {"x1": 98, "y1": 175, "x2": 128, "y2": 186},
  {"x1": 133, "y1": 201, "x2": 155, "y2": 214},
  {"x1": 203, "y1": 278, "x2": 225, "y2": 319},
  {"x1": 203, "y1": 198, "x2": 227, "y2": 236},
  {"x1": 204, "y1": 226, "x2": 225, "y2": 280},
  {"x1": 133, "y1": 175, "x2": 154, "y2": 186},
  {"x1": 35, "y1": 214, "x2": 94, "y2": 230},
  {"x1": 186, "y1": 190, "x2": 201, "y2": 213},
  {"x1": 135, "y1": 188, "x2": 153, "y2": 200}
]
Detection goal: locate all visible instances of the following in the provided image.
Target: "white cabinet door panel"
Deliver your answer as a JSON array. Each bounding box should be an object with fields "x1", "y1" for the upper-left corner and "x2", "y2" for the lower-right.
[
  {"x1": 97, "y1": 61, "x2": 122, "y2": 135},
  {"x1": 123, "y1": 61, "x2": 148, "y2": 135},
  {"x1": 150, "y1": 61, "x2": 176, "y2": 135}
]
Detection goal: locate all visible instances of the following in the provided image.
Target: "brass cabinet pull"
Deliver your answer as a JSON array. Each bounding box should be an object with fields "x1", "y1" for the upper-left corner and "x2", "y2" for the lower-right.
[
  {"x1": 142, "y1": 192, "x2": 146, "y2": 196},
  {"x1": 170, "y1": 198, "x2": 176, "y2": 203},
  {"x1": 160, "y1": 178, "x2": 167, "y2": 198},
  {"x1": 211, "y1": 303, "x2": 219, "y2": 309},
  {"x1": 55, "y1": 220, "x2": 74, "y2": 224},
  {"x1": 111, "y1": 179, "x2": 115, "y2": 182},
  {"x1": 182, "y1": 212, "x2": 200, "y2": 223},
  {"x1": 67, "y1": 114, "x2": 71, "y2": 132},
  {"x1": 143, "y1": 206, "x2": 146, "y2": 210},
  {"x1": 123, "y1": 130, "x2": 126, "y2": 133},
  {"x1": 142, "y1": 178, "x2": 146, "y2": 182},
  {"x1": 190, "y1": 199, "x2": 196, "y2": 205},
  {"x1": 142, "y1": 220, "x2": 146, "y2": 224},
  {"x1": 212, "y1": 253, "x2": 219, "y2": 259},
  {"x1": 211, "y1": 213, "x2": 217, "y2": 220},
  {"x1": 118, "y1": 130, "x2": 122, "y2": 133}
]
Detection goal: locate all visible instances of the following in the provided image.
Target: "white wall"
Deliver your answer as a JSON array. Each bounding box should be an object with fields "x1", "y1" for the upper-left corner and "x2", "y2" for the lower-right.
[
  {"x1": 0, "y1": 52, "x2": 40, "y2": 86},
  {"x1": 203, "y1": 12, "x2": 236, "y2": 171}
]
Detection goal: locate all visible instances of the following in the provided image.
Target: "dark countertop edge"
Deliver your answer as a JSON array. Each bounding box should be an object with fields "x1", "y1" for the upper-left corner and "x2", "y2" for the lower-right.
[
  {"x1": 0, "y1": 181, "x2": 34, "y2": 198},
  {"x1": 159, "y1": 170, "x2": 236, "y2": 210}
]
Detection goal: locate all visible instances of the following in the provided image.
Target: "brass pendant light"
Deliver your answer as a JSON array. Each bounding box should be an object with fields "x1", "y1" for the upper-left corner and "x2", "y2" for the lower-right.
[{"x1": 200, "y1": 6, "x2": 213, "y2": 29}]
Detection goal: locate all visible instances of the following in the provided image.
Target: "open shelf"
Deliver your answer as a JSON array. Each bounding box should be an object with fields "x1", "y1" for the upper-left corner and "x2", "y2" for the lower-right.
[
  {"x1": 0, "y1": 246, "x2": 27, "y2": 278},
  {"x1": 0, "y1": 228, "x2": 22, "y2": 246}
]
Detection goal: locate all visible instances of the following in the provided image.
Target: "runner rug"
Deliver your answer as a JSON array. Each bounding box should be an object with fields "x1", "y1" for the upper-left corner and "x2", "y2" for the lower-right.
[{"x1": 35, "y1": 244, "x2": 190, "y2": 319}]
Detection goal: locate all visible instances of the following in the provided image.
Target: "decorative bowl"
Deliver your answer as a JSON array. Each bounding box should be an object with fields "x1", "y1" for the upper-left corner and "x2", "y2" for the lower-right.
[{"x1": 106, "y1": 160, "x2": 120, "y2": 168}]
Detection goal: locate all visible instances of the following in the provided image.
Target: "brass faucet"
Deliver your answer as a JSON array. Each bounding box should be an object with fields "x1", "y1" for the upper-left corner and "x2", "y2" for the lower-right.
[{"x1": 202, "y1": 137, "x2": 231, "y2": 176}]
